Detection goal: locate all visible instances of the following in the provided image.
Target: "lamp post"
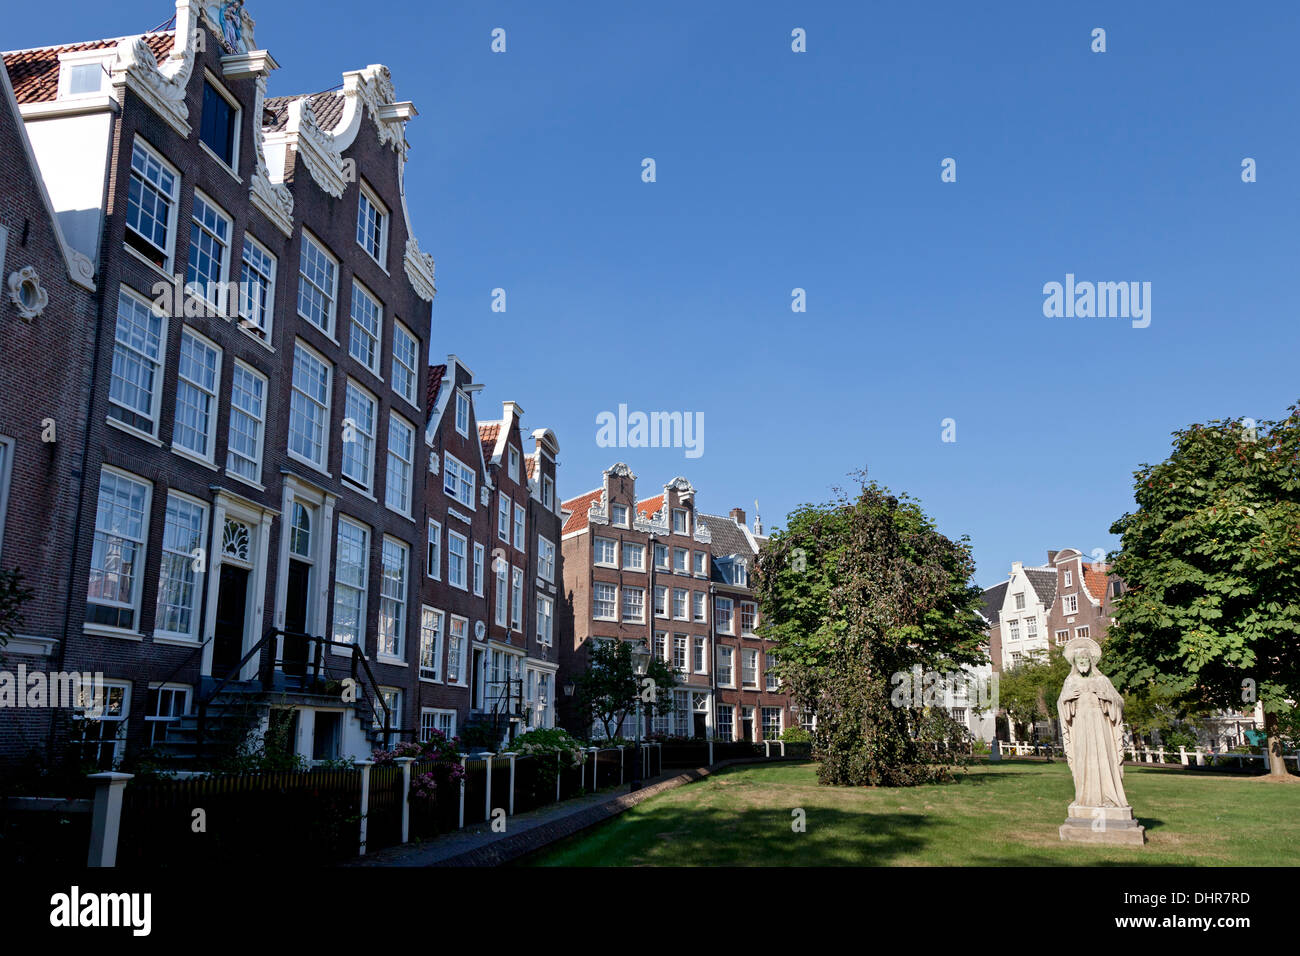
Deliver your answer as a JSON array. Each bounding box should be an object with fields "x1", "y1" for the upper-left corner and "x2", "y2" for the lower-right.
[{"x1": 630, "y1": 639, "x2": 651, "y2": 792}]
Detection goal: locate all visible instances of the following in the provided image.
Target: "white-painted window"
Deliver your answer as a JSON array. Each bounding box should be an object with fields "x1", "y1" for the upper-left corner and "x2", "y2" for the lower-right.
[
  {"x1": 199, "y1": 76, "x2": 240, "y2": 168},
  {"x1": 154, "y1": 492, "x2": 207, "y2": 640},
  {"x1": 86, "y1": 467, "x2": 151, "y2": 631},
  {"x1": 348, "y1": 282, "x2": 383, "y2": 375},
  {"x1": 611, "y1": 503, "x2": 628, "y2": 527},
  {"x1": 145, "y1": 684, "x2": 191, "y2": 746},
  {"x1": 693, "y1": 551, "x2": 706, "y2": 576},
  {"x1": 538, "y1": 536, "x2": 556, "y2": 582},
  {"x1": 443, "y1": 453, "x2": 475, "y2": 509},
  {"x1": 1064, "y1": 570, "x2": 1073, "y2": 588},
  {"x1": 1064, "y1": 594, "x2": 1078, "y2": 615},
  {"x1": 297, "y1": 232, "x2": 338, "y2": 335},
  {"x1": 74, "y1": 681, "x2": 130, "y2": 768},
  {"x1": 1075, "y1": 626, "x2": 1090, "y2": 639},
  {"x1": 593, "y1": 582, "x2": 617, "y2": 621},
  {"x1": 511, "y1": 567, "x2": 524, "y2": 631},
  {"x1": 125, "y1": 137, "x2": 179, "y2": 270},
  {"x1": 391, "y1": 321, "x2": 418, "y2": 406},
  {"x1": 673, "y1": 635, "x2": 687, "y2": 670},
  {"x1": 672, "y1": 509, "x2": 688, "y2": 534},
  {"x1": 693, "y1": 590, "x2": 706, "y2": 623},
  {"x1": 1014, "y1": 591, "x2": 1025, "y2": 611},
  {"x1": 508, "y1": 446, "x2": 520, "y2": 483},
  {"x1": 761, "y1": 707, "x2": 782, "y2": 740},
  {"x1": 447, "y1": 617, "x2": 467, "y2": 684},
  {"x1": 622, "y1": 542, "x2": 644, "y2": 571},
  {"x1": 332, "y1": 517, "x2": 369, "y2": 646},
  {"x1": 495, "y1": 561, "x2": 509, "y2": 627},
  {"x1": 107, "y1": 287, "x2": 166, "y2": 437},
  {"x1": 693, "y1": 637, "x2": 706, "y2": 674},
  {"x1": 716, "y1": 596, "x2": 734, "y2": 635},
  {"x1": 226, "y1": 361, "x2": 266, "y2": 485},
  {"x1": 473, "y1": 542, "x2": 485, "y2": 596},
  {"x1": 653, "y1": 586, "x2": 668, "y2": 617},
  {"x1": 594, "y1": 537, "x2": 617, "y2": 567},
  {"x1": 537, "y1": 594, "x2": 554, "y2": 646},
  {"x1": 238, "y1": 235, "x2": 276, "y2": 339},
  {"x1": 542, "y1": 475, "x2": 554, "y2": 510},
  {"x1": 513, "y1": 503, "x2": 526, "y2": 551},
  {"x1": 172, "y1": 328, "x2": 221, "y2": 460},
  {"x1": 425, "y1": 520, "x2": 441, "y2": 580},
  {"x1": 420, "y1": 606, "x2": 444, "y2": 681},
  {"x1": 672, "y1": 588, "x2": 688, "y2": 620},
  {"x1": 289, "y1": 341, "x2": 331, "y2": 469},
  {"x1": 385, "y1": 413, "x2": 415, "y2": 514},
  {"x1": 497, "y1": 493, "x2": 510, "y2": 541},
  {"x1": 673, "y1": 547, "x2": 688, "y2": 573},
  {"x1": 622, "y1": 586, "x2": 645, "y2": 623},
  {"x1": 765, "y1": 651, "x2": 779, "y2": 690},
  {"x1": 716, "y1": 703, "x2": 734, "y2": 741},
  {"x1": 742, "y1": 649, "x2": 759, "y2": 688},
  {"x1": 342, "y1": 380, "x2": 377, "y2": 490},
  {"x1": 356, "y1": 181, "x2": 389, "y2": 265},
  {"x1": 455, "y1": 392, "x2": 470, "y2": 437},
  {"x1": 1008, "y1": 619, "x2": 1021, "y2": 641},
  {"x1": 186, "y1": 192, "x2": 231, "y2": 310},
  {"x1": 654, "y1": 543, "x2": 669, "y2": 569},
  {"x1": 740, "y1": 601, "x2": 757, "y2": 635},
  {"x1": 421, "y1": 707, "x2": 456, "y2": 741},
  {"x1": 379, "y1": 537, "x2": 409, "y2": 659},
  {"x1": 448, "y1": 531, "x2": 467, "y2": 590}
]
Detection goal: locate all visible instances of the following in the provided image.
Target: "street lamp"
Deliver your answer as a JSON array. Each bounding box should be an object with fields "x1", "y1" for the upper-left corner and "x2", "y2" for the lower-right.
[{"x1": 630, "y1": 639, "x2": 652, "y2": 792}]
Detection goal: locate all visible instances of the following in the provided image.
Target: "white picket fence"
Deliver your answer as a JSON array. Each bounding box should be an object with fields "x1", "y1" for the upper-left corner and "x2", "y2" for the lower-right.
[{"x1": 994, "y1": 739, "x2": 1299, "y2": 770}]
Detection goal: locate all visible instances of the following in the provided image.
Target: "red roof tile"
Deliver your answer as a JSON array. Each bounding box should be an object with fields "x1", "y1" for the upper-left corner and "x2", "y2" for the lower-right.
[
  {"x1": 4, "y1": 33, "x2": 174, "y2": 104},
  {"x1": 426, "y1": 364, "x2": 447, "y2": 420},
  {"x1": 1083, "y1": 562, "x2": 1110, "y2": 603},
  {"x1": 561, "y1": 488, "x2": 603, "y2": 535},
  {"x1": 524, "y1": 456, "x2": 537, "y2": 480},
  {"x1": 478, "y1": 422, "x2": 501, "y2": 463},
  {"x1": 637, "y1": 495, "x2": 664, "y2": 518}
]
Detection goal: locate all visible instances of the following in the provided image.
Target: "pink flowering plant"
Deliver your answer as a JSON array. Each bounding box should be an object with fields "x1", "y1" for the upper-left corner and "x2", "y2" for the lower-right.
[{"x1": 371, "y1": 729, "x2": 466, "y2": 801}]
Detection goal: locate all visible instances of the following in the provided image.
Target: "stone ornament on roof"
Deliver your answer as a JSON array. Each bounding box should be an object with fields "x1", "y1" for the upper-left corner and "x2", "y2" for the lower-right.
[
  {"x1": 111, "y1": 31, "x2": 195, "y2": 136},
  {"x1": 404, "y1": 238, "x2": 436, "y2": 302},
  {"x1": 605, "y1": 462, "x2": 635, "y2": 479}
]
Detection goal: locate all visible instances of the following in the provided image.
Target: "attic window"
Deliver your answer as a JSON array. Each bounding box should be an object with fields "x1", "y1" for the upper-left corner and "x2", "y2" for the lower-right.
[
  {"x1": 68, "y1": 64, "x2": 103, "y2": 95},
  {"x1": 58, "y1": 51, "x2": 111, "y2": 99}
]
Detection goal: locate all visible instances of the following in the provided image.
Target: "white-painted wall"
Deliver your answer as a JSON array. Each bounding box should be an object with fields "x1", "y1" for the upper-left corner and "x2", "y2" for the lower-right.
[{"x1": 23, "y1": 112, "x2": 114, "y2": 265}]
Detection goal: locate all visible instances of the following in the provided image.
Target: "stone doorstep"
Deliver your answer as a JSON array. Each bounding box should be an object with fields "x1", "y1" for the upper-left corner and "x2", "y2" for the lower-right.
[{"x1": 1060, "y1": 803, "x2": 1147, "y2": 846}]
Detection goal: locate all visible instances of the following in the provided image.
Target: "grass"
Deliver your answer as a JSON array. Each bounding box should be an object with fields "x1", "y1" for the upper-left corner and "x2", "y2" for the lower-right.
[{"x1": 519, "y1": 759, "x2": 1300, "y2": 866}]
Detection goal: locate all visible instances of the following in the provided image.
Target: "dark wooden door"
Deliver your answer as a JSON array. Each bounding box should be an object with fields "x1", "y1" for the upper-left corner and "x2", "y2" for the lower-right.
[
  {"x1": 283, "y1": 560, "x2": 311, "y2": 676},
  {"x1": 213, "y1": 565, "x2": 249, "y2": 677}
]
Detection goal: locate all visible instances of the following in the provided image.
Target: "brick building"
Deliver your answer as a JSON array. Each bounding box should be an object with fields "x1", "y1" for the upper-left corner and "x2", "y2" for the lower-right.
[
  {"x1": 558, "y1": 464, "x2": 795, "y2": 741},
  {"x1": 0, "y1": 60, "x2": 99, "y2": 764},
  {"x1": 2, "y1": 0, "x2": 440, "y2": 768}
]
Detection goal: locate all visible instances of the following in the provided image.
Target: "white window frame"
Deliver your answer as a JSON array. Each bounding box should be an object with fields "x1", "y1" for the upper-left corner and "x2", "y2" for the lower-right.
[
  {"x1": 622, "y1": 586, "x2": 645, "y2": 624},
  {"x1": 538, "y1": 536, "x2": 556, "y2": 583},
  {"x1": 455, "y1": 391, "x2": 470, "y2": 437},
  {"x1": 1064, "y1": 593, "x2": 1079, "y2": 615},
  {"x1": 693, "y1": 550, "x2": 706, "y2": 576},
  {"x1": 348, "y1": 281, "x2": 384, "y2": 377},
  {"x1": 448, "y1": 530, "x2": 468, "y2": 591},
  {"x1": 185, "y1": 191, "x2": 233, "y2": 313},
  {"x1": 513, "y1": 503, "x2": 526, "y2": 551},
  {"x1": 443, "y1": 453, "x2": 475, "y2": 509},
  {"x1": 508, "y1": 446, "x2": 520, "y2": 483},
  {"x1": 385, "y1": 412, "x2": 416, "y2": 516},
  {"x1": 378, "y1": 537, "x2": 410, "y2": 660},
  {"x1": 342, "y1": 379, "x2": 378, "y2": 491},
  {"x1": 742, "y1": 648, "x2": 759, "y2": 688},
  {"x1": 497, "y1": 493, "x2": 510, "y2": 541},
  {"x1": 740, "y1": 601, "x2": 757, "y2": 636},
  {"x1": 238, "y1": 233, "x2": 276, "y2": 340},
  {"x1": 172, "y1": 326, "x2": 222, "y2": 463},
  {"x1": 672, "y1": 588, "x2": 688, "y2": 621},
  {"x1": 716, "y1": 596, "x2": 734, "y2": 635},
  {"x1": 673, "y1": 547, "x2": 688, "y2": 573},
  {"x1": 693, "y1": 590, "x2": 707, "y2": 623},
  {"x1": 536, "y1": 594, "x2": 554, "y2": 646},
  {"x1": 653, "y1": 585, "x2": 668, "y2": 618},
  {"x1": 331, "y1": 516, "x2": 370, "y2": 647},
  {"x1": 447, "y1": 616, "x2": 468, "y2": 685},
  {"x1": 107, "y1": 285, "x2": 167, "y2": 439},
  {"x1": 289, "y1": 339, "x2": 332, "y2": 472},
  {"x1": 420, "y1": 606, "x2": 444, "y2": 682},
  {"x1": 356, "y1": 179, "x2": 389, "y2": 266},
  {"x1": 672, "y1": 509, "x2": 688, "y2": 534},
  {"x1": 390, "y1": 320, "x2": 419, "y2": 408},
  {"x1": 85, "y1": 466, "x2": 152, "y2": 634},
  {"x1": 153, "y1": 490, "x2": 208, "y2": 642},
  {"x1": 198, "y1": 71, "x2": 242, "y2": 170},
  {"x1": 226, "y1": 360, "x2": 267, "y2": 486},
  {"x1": 622, "y1": 541, "x2": 645, "y2": 571},
  {"x1": 297, "y1": 230, "x2": 339, "y2": 336},
  {"x1": 611, "y1": 503, "x2": 629, "y2": 527},
  {"x1": 510, "y1": 566, "x2": 524, "y2": 632},
  {"x1": 594, "y1": 537, "x2": 618, "y2": 568},
  {"x1": 473, "y1": 542, "x2": 485, "y2": 596},
  {"x1": 124, "y1": 136, "x2": 180, "y2": 271},
  {"x1": 593, "y1": 582, "x2": 618, "y2": 621},
  {"x1": 495, "y1": 562, "x2": 509, "y2": 627}
]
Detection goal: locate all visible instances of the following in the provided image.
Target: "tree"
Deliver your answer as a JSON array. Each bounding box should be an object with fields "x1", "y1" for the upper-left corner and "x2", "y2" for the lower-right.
[
  {"x1": 575, "y1": 639, "x2": 680, "y2": 741},
  {"x1": 752, "y1": 475, "x2": 988, "y2": 786},
  {"x1": 0, "y1": 568, "x2": 35, "y2": 651},
  {"x1": 1106, "y1": 403, "x2": 1300, "y2": 776},
  {"x1": 996, "y1": 649, "x2": 1070, "y2": 743}
]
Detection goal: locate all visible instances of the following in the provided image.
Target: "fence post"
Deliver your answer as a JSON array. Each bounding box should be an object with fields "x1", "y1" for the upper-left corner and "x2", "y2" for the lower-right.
[
  {"x1": 505, "y1": 752, "x2": 517, "y2": 816},
  {"x1": 618, "y1": 745, "x2": 624, "y2": 785},
  {"x1": 1179, "y1": 746, "x2": 1188, "y2": 765},
  {"x1": 708, "y1": 739, "x2": 714, "y2": 765},
  {"x1": 764, "y1": 740, "x2": 771, "y2": 758},
  {"x1": 483, "y1": 752, "x2": 495, "y2": 823},
  {"x1": 779, "y1": 740, "x2": 785, "y2": 757},
  {"x1": 86, "y1": 772, "x2": 132, "y2": 867},
  {"x1": 396, "y1": 757, "x2": 415, "y2": 843},
  {"x1": 1196, "y1": 748, "x2": 1205, "y2": 767},
  {"x1": 357, "y1": 761, "x2": 373, "y2": 857},
  {"x1": 458, "y1": 756, "x2": 466, "y2": 829},
  {"x1": 588, "y1": 747, "x2": 598, "y2": 792},
  {"x1": 556, "y1": 752, "x2": 561, "y2": 803}
]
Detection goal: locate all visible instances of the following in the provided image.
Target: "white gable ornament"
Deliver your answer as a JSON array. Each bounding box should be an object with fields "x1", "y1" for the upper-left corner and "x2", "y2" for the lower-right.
[{"x1": 8, "y1": 267, "x2": 49, "y2": 321}]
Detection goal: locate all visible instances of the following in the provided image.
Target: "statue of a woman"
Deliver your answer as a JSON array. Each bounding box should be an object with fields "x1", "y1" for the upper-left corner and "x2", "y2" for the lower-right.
[{"x1": 1057, "y1": 636, "x2": 1129, "y2": 808}]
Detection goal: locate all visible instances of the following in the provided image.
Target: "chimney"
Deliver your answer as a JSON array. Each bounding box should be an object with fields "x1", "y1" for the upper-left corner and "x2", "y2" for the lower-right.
[
  {"x1": 1047, "y1": 550, "x2": 1059, "y2": 564},
  {"x1": 730, "y1": 507, "x2": 746, "y2": 527},
  {"x1": 1011, "y1": 561, "x2": 1023, "y2": 576}
]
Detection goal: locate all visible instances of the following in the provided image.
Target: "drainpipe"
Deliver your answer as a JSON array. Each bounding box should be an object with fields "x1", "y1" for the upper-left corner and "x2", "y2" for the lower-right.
[{"x1": 708, "y1": 582, "x2": 717, "y2": 738}]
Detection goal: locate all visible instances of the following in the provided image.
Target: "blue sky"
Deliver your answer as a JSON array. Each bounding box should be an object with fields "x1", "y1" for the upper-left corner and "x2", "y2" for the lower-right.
[{"x1": 11, "y1": 2, "x2": 1299, "y2": 588}]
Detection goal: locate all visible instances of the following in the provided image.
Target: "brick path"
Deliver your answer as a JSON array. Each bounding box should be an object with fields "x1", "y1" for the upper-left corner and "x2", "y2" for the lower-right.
[{"x1": 349, "y1": 758, "x2": 787, "y2": 867}]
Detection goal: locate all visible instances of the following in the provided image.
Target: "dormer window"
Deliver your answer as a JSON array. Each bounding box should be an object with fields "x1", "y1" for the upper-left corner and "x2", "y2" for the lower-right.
[
  {"x1": 732, "y1": 561, "x2": 748, "y2": 587},
  {"x1": 455, "y1": 392, "x2": 470, "y2": 437},
  {"x1": 1064, "y1": 570, "x2": 1072, "y2": 588},
  {"x1": 356, "y1": 181, "x2": 389, "y2": 266},
  {"x1": 611, "y1": 503, "x2": 628, "y2": 527},
  {"x1": 508, "y1": 446, "x2": 520, "y2": 483},
  {"x1": 58, "y1": 51, "x2": 110, "y2": 99},
  {"x1": 672, "y1": 508, "x2": 688, "y2": 534}
]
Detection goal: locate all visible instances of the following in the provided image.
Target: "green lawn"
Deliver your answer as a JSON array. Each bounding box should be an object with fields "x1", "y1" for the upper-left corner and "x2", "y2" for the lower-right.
[{"x1": 520, "y1": 759, "x2": 1300, "y2": 866}]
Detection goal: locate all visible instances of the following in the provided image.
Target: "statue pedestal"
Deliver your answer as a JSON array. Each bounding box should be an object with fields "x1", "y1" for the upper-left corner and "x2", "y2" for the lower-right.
[{"x1": 1059, "y1": 804, "x2": 1146, "y2": 846}]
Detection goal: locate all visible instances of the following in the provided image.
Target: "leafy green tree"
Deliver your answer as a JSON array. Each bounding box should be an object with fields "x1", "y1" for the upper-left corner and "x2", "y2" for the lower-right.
[
  {"x1": 575, "y1": 639, "x2": 679, "y2": 741},
  {"x1": 995, "y1": 649, "x2": 1070, "y2": 742},
  {"x1": 753, "y1": 475, "x2": 987, "y2": 786},
  {"x1": 1106, "y1": 403, "x2": 1300, "y2": 776}
]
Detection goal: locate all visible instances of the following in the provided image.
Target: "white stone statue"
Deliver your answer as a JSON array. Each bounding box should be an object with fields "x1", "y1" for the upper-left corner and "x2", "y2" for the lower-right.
[{"x1": 1056, "y1": 637, "x2": 1145, "y2": 845}]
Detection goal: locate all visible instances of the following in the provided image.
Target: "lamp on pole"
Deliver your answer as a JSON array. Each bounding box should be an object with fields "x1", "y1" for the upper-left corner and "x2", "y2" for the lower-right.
[{"x1": 630, "y1": 639, "x2": 652, "y2": 792}]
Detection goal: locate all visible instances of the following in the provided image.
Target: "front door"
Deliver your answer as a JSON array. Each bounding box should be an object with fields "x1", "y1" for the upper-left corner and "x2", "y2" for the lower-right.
[
  {"x1": 741, "y1": 709, "x2": 754, "y2": 743},
  {"x1": 283, "y1": 559, "x2": 311, "y2": 677},
  {"x1": 693, "y1": 713, "x2": 707, "y2": 738},
  {"x1": 213, "y1": 564, "x2": 250, "y2": 678}
]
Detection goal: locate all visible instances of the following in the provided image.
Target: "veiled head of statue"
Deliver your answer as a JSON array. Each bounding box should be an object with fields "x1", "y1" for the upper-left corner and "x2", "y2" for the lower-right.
[{"x1": 1064, "y1": 636, "x2": 1103, "y2": 670}]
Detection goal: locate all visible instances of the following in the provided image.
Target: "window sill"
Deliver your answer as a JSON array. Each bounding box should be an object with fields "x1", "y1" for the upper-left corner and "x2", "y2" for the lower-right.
[
  {"x1": 199, "y1": 141, "x2": 242, "y2": 183},
  {"x1": 151, "y1": 633, "x2": 202, "y2": 647},
  {"x1": 295, "y1": 313, "x2": 341, "y2": 348},
  {"x1": 171, "y1": 446, "x2": 220, "y2": 472},
  {"x1": 224, "y1": 470, "x2": 266, "y2": 493},
  {"x1": 330, "y1": 646, "x2": 354, "y2": 657},
  {"x1": 105, "y1": 417, "x2": 164, "y2": 447},
  {"x1": 376, "y1": 656, "x2": 408, "y2": 668},
  {"x1": 341, "y1": 481, "x2": 377, "y2": 503},
  {"x1": 123, "y1": 244, "x2": 174, "y2": 283},
  {"x1": 419, "y1": 676, "x2": 443, "y2": 685},
  {"x1": 83, "y1": 624, "x2": 144, "y2": 641},
  {"x1": 385, "y1": 504, "x2": 415, "y2": 523},
  {"x1": 288, "y1": 451, "x2": 332, "y2": 480},
  {"x1": 235, "y1": 322, "x2": 275, "y2": 352}
]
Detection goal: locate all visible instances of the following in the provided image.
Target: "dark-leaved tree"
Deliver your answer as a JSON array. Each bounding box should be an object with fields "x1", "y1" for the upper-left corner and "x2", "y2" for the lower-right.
[
  {"x1": 752, "y1": 475, "x2": 987, "y2": 786},
  {"x1": 576, "y1": 638, "x2": 680, "y2": 741}
]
